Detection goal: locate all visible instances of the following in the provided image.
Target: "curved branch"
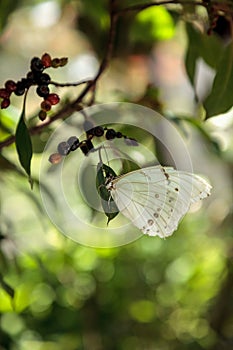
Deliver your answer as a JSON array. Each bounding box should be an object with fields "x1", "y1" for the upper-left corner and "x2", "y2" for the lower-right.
[
  {"x1": 0, "y1": 0, "x2": 119, "y2": 151},
  {"x1": 115, "y1": 0, "x2": 207, "y2": 14}
]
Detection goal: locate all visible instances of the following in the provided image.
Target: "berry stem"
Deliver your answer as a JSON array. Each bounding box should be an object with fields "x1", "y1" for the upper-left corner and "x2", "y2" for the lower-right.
[{"x1": 49, "y1": 79, "x2": 93, "y2": 87}]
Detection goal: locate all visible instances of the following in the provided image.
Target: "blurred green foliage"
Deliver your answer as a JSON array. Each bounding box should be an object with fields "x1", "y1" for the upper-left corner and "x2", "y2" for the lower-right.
[{"x1": 0, "y1": 1, "x2": 233, "y2": 350}]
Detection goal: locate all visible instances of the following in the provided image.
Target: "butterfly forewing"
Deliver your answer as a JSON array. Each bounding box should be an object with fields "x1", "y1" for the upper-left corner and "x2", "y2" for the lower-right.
[{"x1": 108, "y1": 166, "x2": 211, "y2": 238}]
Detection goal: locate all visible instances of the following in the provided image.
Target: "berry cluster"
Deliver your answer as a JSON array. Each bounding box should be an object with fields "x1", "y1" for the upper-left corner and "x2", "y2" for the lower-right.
[
  {"x1": 49, "y1": 123, "x2": 138, "y2": 164},
  {"x1": 0, "y1": 53, "x2": 68, "y2": 120},
  {"x1": 83, "y1": 121, "x2": 138, "y2": 145}
]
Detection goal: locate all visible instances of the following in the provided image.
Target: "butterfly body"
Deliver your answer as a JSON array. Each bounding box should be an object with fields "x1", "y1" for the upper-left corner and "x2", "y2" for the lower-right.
[{"x1": 106, "y1": 166, "x2": 211, "y2": 238}]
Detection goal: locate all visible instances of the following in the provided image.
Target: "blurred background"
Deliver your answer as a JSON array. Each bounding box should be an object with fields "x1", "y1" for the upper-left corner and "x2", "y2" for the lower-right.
[{"x1": 0, "y1": 1, "x2": 233, "y2": 349}]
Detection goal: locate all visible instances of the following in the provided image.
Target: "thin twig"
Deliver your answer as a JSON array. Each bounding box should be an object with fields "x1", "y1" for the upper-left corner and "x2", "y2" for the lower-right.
[
  {"x1": 115, "y1": 0, "x2": 206, "y2": 14},
  {"x1": 49, "y1": 78, "x2": 93, "y2": 87}
]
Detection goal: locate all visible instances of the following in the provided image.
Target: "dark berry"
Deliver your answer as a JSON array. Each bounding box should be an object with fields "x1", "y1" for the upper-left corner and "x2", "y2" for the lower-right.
[
  {"x1": 0, "y1": 88, "x2": 10, "y2": 99},
  {"x1": 5, "y1": 80, "x2": 17, "y2": 92},
  {"x1": 20, "y1": 78, "x2": 32, "y2": 89},
  {"x1": 41, "y1": 53, "x2": 52, "y2": 68},
  {"x1": 49, "y1": 153, "x2": 62, "y2": 164},
  {"x1": 59, "y1": 57, "x2": 68, "y2": 67},
  {"x1": 105, "y1": 129, "x2": 116, "y2": 140},
  {"x1": 116, "y1": 131, "x2": 123, "y2": 138},
  {"x1": 80, "y1": 140, "x2": 94, "y2": 156},
  {"x1": 30, "y1": 57, "x2": 44, "y2": 72},
  {"x1": 51, "y1": 58, "x2": 60, "y2": 68},
  {"x1": 94, "y1": 126, "x2": 104, "y2": 137},
  {"x1": 86, "y1": 139, "x2": 94, "y2": 151},
  {"x1": 36, "y1": 85, "x2": 50, "y2": 98},
  {"x1": 26, "y1": 71, "x2": 37, "y2": 84},
  {"x1": 35, "y1": 73, "x2": 51, "y2": 85},
  {"x1": 67, "y1": 136, "x2": 79, "y2": 151},
  {"x1": 46, "y1": 93, "x2": 60, "y2": 105},
  {"x1": 41, "y1": 100, "x2": 51, "y2": 111},
  {"x1": 39, "y1": 110, "x2": 47, "y2": 121},
  {"x1": 14, "y1": 82, "x2": 26, "y2": 96},
  {"x1": 1, "y1": 99, "x2": 10, "y2": 109},
  {"x1": 57, "y1": 141, "x2": 70, "y2": 156}
]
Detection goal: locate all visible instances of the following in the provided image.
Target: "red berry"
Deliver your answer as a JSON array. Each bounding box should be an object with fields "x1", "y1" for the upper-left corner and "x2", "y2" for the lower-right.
[
  {"x1": 41, "y1": 100, "x2": 52, "y2": 111},
  {"x1": 49, "y1": 153, "x2": 62, "y2": 164},
  {"x1": 46, "y1": 93, "x2": 60, "y2": 105},
  {"x1": 5, "y1": 80, "x2": 17, "y2": 92},
  {"x1": 0, "y1": 88, "x2": 10, "y2": 99},
  {"x1": 41, "y1": 53, "x2": 52, "y2": 68},
  {"x1": 1, "y1": 99, "x2": 10, "y2": 109}
]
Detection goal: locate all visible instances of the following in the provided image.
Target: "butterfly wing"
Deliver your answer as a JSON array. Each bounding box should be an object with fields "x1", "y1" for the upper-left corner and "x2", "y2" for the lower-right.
[{"x1": 109, "y1": 166, "x2": 211, "y2": 238}]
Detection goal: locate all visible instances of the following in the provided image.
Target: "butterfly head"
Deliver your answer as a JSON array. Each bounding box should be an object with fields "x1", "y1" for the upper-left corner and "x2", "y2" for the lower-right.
[{"x1": 105, "y1": 177, "x2": 115, "y2": 191}]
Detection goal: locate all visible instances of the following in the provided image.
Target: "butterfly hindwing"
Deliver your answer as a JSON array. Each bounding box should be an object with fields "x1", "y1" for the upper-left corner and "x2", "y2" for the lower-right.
[{"x1": 109, "y1": 166, "x2": 211, "y2": 238}]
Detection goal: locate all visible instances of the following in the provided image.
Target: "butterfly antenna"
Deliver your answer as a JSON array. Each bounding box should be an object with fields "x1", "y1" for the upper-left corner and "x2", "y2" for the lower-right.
[
  {"x1": 103, "y1": 145, "x2": 110, "y2": 166},
  {"x1": 97, "y1": 146, "x2": 104, "y2": 165}
]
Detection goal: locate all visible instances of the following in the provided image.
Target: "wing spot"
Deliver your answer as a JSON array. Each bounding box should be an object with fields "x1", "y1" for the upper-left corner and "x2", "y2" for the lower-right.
[
  {"x1": 155, "y1": 193, "x2": 160, "y2": 198},
  {"x1": 153, "y1": 213, "x2": 159, "y2": 218},
  {"x1": 175, "y1": 187, "x2": 179, "y2": 192},
  {"x1": 170, "y1": 208, "x2": 173, "y2": 213},
  {"x1": 162, "y1": 167, "x2": 170, "y2": 180},
  {"x1": 157, "y1": 208, "x2": 161, "y2": 212},
  {"x1": 148, "y1": 219, "x2": 154, "y2": 226}
]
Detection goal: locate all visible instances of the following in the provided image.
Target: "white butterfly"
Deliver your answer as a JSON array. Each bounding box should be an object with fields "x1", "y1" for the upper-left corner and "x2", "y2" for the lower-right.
[{"x1": 106, "y1": 166, "x2": 212, "y2": 238}]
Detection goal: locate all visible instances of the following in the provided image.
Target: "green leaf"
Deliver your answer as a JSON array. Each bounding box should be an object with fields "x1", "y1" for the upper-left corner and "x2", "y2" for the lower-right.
[
  {"x1": 130, "y1": 6, "x2": 174, "y2": 43},
  {"x1": 185, "y1": 24, "x2": 223, "y2": 87},
  {"x1": 204, "y1": 43, "x2": 233, "y2": 118},
  {"x1": 15, "y1": 93, "x2": 33, "y2": 186},
  {"x1": 0, "y1": 0, "x2": 20, "y2": 32},
  {"x1": 96, "y1": 163, "x2": 119, "y2": 224},
  {"x1": 0, "y1": 274, "x2": 15, "y2": 299},
  {"x1": 185, "y1": 24, "x2": 200, "y2": 86}
]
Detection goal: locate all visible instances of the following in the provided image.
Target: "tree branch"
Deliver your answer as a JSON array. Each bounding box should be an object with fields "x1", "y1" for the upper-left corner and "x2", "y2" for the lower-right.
[
  {"x1": 0, "y1": 0, "x2": 119, "y2": 151},
  {"x1": 115, "y1": 0, "x2": 207, "y2": 14}
]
